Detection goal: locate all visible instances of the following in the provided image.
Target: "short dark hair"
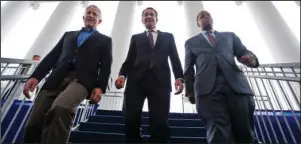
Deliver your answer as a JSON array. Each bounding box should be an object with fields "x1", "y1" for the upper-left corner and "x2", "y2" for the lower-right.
[
  {"x1": 196, "y1": 11, "x2": 202, "y2": 23},
  {"x1": 32, "y1": 55, "x2": 40, "y2": 58},
  {"x1": 141, "y1": 7, "x2": 158, "y2": 17}
]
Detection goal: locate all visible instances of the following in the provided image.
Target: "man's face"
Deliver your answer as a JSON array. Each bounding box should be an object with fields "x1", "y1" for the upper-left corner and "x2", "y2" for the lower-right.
[
  {"x1": 142, "y1": 9, "x2": 157, "y2": 29},
  {"x1": 197, "y1": 10, "x2": 213, "y2": 30},
  {"x1": 83, "y1": 6, "x2": 102, "y2": 28}
]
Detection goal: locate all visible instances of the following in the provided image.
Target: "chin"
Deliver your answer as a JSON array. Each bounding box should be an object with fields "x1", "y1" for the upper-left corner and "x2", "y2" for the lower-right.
[{"x1": 146, "y1": 25, "x2": 154, "y2": 29}]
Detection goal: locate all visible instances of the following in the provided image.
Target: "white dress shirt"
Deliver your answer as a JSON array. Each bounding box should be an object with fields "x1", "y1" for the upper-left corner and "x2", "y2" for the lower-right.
[{"x1": 200, "y1": 30, "x2": 216, "y2": 46}]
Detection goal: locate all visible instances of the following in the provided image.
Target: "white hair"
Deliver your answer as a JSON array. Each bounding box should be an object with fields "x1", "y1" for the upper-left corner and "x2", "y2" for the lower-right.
[{"x1": 85, "y1": 5, "x2": 102, "y2": 19}]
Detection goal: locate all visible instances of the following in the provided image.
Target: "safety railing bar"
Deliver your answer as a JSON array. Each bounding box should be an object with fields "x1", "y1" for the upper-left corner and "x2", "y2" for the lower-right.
[
  {"x1": 72, "y1": 106, "x2": 81, "y2": 128},
  {"x1": 264, "y1": 78, "x2": 288, "y2": 143},
  {"x1": 248, "y1": 77, "x2": 266, "y2": 143},
  {"x1": 249, "y1": 77, "x2": 270, "y2": 143},
  {"x1": 273, "y1": 80, "x2": 297, "y2": 143},
  {"x1": 1, "y1": 98, "x2": 27, "y2": 143},
  {"x1": 0, "y1": 81, "x2": 23, "y2": 122},
  {"x1": 102, "y1": 94, "x2": 123, "y2": 98},
  {"x1": 252, "y1": 67, "x2": 278, "y2": 143},
  {"x1": 242, "y1": 70, "x2": 299, "y2": 76},
  {"x1": 80, "y1": 101, "x2": 89, "y2": 122},
  {"x1": 239, "y1": 63, "x2": 300, "y2": 68},
  {"x1": 1, "y1": 64, "x2": 24, "y2": 96},
  {"x1": 1, "y1": 58, "x2": 39, "y2": 65},
  {"x1": 12, "y1": 86, "x2": 42, "y2": 143},
  {"x1": 1, "y1": 75, "x2": 31, "y2": 81},
  {"x1": 1, "y1": 63, "x2": 9, "y2": 74},
  {"x1": 244, "y1": 74, "x2": 300, "y2": 82},
  {"x1": 287, "y1": 81, "x2": 301, "y2": 109},
  {"x1": 269, "y1": 68, "x2": 294, "y2": 143},
  {"x1": 280, "y1": 71, "x2": 301, "y2": 131},
  {"x1": 273, "y1": 74, "x2": 298, "y2": 143},
  {"x1": 261, "y1": 78, "x2": 286, "y2": 143}
]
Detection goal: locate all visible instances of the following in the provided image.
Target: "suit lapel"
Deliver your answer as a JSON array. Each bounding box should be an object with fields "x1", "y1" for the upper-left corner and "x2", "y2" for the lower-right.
[
  {"x1": 198, "y1": 33, "x2": 213, "y2": 48},
  {"x1": 72, "y1": 31, "x2": 81, "y2": 48},
  {"x1": 154, "y1": 30, "x2": 162, "y2": 49},
  {"x1": 214, "y1": 31, "x2": 223, "y2": 48}
]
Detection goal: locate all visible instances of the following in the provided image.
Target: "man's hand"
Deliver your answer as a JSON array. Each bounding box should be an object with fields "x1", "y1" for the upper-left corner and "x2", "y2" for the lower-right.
[
  {"x1": 89, "y1": 88, "x2": 102, "y2": 104},
  {"x1": 185, "y1": 93, "x2": 195, "y2": 104},
  {"x1": 23, "y1": 78, "x2": 39, "y2": 99},
  {"x1": 115, "y1": 76, "x2": 125, "y2": 89},
  {"x1": 174, "y1": 79, "x2": 184, "y2": 95},
  {"x1": 239, "y1": 55, "x2": 256, "y2": 67}
]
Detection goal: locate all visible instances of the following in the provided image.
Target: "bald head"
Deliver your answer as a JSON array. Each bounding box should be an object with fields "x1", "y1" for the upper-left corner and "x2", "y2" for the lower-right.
[{"x1": 196, "y1": 10, "x2": 213, "y2": 31}]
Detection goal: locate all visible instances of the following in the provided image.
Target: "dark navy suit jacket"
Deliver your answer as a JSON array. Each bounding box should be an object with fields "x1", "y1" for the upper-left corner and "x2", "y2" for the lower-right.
[{"x1": 119, "y1": 30, "x2": 184, "y2": 92}]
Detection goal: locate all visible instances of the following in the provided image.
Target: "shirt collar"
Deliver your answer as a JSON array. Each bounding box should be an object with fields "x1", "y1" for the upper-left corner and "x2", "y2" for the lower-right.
[
  {"x1": 81, "y1": 27, "x2": 97, "y2": 33},
  {"x1": 200, "y1": 29, "x2": 215, "y2": 35},
  {"x1": 145, "y1": 28, "x2": 158, "y2": 33}
]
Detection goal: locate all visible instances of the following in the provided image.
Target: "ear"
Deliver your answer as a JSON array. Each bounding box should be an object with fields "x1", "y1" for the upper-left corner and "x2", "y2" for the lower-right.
[
  {"x1": 197, "y1": 22, "x2": 201, "y2": 27},
  {"x1": 83, "y1": 16, "x2": 85, "y2": 21},
  {"x1": 98, "y1": 19, "x2": 102, "y2": 24}
]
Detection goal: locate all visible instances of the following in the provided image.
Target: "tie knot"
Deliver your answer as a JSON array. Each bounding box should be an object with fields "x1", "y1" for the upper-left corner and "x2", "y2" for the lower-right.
[
  {"x1": 148, "y1": 29, "x2": 154, "y2": 33},
  {"x1": 206, "y1": 31, "x2": 213, "y2": 35}
]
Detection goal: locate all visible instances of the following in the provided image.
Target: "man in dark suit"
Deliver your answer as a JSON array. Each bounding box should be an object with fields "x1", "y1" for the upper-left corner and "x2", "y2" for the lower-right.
[
  {"x1": 184, "y1": 10, "x2": 259, "y2": 144},
  {"x1": 22, "y1": 5, "x2": 112, "y2": 144},
  {"x1": 115, "y1": 7, "x2": 184, "y2": 143}
]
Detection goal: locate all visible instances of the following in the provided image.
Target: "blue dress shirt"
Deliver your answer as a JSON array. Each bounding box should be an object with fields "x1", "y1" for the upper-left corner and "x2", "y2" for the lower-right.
[{"x1": 70, "y1": 27, "x2": 97, "y2": 69}]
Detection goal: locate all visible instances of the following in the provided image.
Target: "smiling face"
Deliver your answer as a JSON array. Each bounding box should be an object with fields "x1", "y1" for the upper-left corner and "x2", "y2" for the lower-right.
[
  {"x1": 83, "y1": 5, "x2": 102, "y2": 29},
  {"x1": 197, "y1": 10, "x2": 213, "y2": 31},
  {"x1": 141, "y1": 8, "x2": 158, "y2": 29}
]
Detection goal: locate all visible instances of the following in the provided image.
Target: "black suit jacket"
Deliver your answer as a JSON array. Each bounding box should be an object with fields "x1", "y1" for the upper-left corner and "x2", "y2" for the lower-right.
[
  {"x1": 119, "y1": 30, "x2": 183, "y2": 92},
  {"x1": 30, "y1": 30, "x2": 112, "y2": 96}
]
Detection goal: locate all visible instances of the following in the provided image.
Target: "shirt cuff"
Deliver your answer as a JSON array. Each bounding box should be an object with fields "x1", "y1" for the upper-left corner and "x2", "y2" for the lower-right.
[{"x1": 176, "y1": 78, "x2": 184, "y2": 83}]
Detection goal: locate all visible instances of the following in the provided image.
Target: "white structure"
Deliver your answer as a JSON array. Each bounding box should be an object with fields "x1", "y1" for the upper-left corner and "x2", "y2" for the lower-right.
[
  {"x1": 183, "y1": 1, "x2": 204, "y2": 37},
  {"x1": 244, "y1": 1, "x2": 300, "y2": 63},
  {"x1": 1, "y1": 1, "x2": 32, "y2": 42},
  {"x1": 25, "y1": 1, "x2": 81, "y2": 59},
  {"x1": 110, "y1": 1, "x2": 136, "y2": 91}
]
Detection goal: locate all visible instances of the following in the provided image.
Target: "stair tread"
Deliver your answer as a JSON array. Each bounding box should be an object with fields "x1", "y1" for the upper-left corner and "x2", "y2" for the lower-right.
[
  {"x1": 91, "y1": 115, "x2": 201, "y2": 121},
  {"x1": 71, "y1": 130, "x2": 206, "y2": 138},
  {"x1": 69, "y1": 131, "x2": 207, "y2": 143},
  {"x1": 82, "y1": 122, "x2": 205, "y2": 128}
]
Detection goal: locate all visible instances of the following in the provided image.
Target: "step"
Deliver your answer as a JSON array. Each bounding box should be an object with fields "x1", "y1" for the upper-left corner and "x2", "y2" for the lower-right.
[
  {"x1": 96, "y1": 109, "x2": 200, "y2": 119},
  {"x1": 88, "y1": 115, "x2": 204, "y2": 127},
  {"x1": 79, "y1": 122, "x2": 206, "y2": 137},
  {"x1": 69, "y1": 131, "x2": 207, "y2": 143}
]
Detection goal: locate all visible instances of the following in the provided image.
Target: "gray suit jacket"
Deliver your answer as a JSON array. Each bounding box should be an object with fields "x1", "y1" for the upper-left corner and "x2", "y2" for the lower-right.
[{"x1": 184, "y1": 31, "x2": 259, "y2": 96}]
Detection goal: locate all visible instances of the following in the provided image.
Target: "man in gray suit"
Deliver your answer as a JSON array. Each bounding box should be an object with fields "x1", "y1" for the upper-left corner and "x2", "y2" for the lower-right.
[{"x1": 184, "y1": 10, "x2": 259, "y2": 144}]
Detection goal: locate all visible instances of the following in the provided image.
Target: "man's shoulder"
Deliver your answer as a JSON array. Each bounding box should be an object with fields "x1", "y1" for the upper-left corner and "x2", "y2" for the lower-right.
[
  {"x1": 97, "y1": 32, "x2": 112, "y2": 41},
  {"x1": 185, "y1": 34, "x2": 200, "y2": 44},
  {"x1": 217, "y1": 31, "x2": 234, "y2": 36}
]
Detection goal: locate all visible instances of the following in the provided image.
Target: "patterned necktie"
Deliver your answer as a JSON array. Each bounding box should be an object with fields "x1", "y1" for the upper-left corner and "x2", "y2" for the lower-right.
[
  {"x1": 148, "y1": 30, "x2": 154, "y2": 48},
  {"x1": 206, "y1": 31, "x2": 216, "y2": 47}
]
